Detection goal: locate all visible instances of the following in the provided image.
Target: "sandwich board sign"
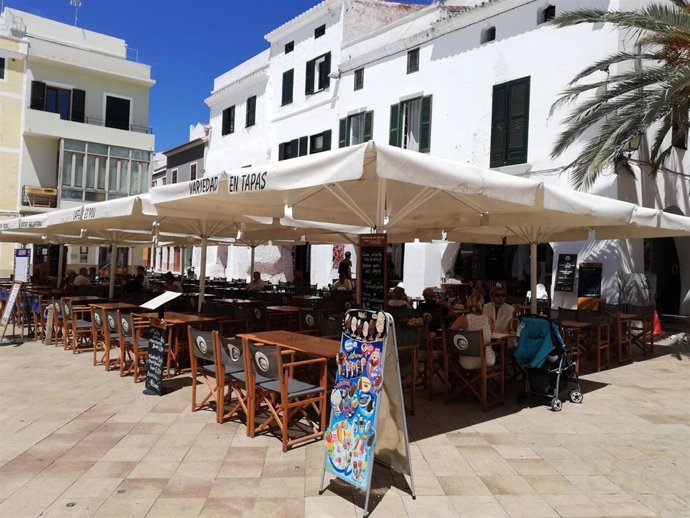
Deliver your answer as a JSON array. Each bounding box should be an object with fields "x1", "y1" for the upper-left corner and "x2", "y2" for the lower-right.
[{"x1": 320, "y1": 309, "x2": 415, "y2": 516}]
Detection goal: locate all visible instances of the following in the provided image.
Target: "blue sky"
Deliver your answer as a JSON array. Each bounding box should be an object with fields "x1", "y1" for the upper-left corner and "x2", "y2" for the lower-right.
[{"x1": 5, "y1": 0, "x2": 430, "y2": 152}]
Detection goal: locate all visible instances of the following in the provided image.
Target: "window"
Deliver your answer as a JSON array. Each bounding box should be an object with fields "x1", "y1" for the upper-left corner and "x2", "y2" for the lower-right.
[
  {"x1": 672, "y1": 108, "x2": 688, "y2": 150},
  {"x1": 190, "y1": 163, "x2": 198, "y2": 180},
  {"x1": 285, "y1": 41, "x2": 294, "y2": 54},
  {"x1": 278, "y1": 137, "x2": 308, "y2": 161},
  {"x1": 490, "y1": 76, "x2": 531, "y2": 167},
  {"x1": 539, "y1": 5, "x2": 556, "y2": 24},
  {"x1": 310, "y1": 130, "x2": 332, "y2": 154},
  {"x1": 282, "y1": 69, "x2": 294, "y2": 106},
  {"x1": 222, "y1": 105, "x2": 235, "y2": 135},
  {"x1": 305, "y1": 52, "x2": 331, "y2": 94},
  {"x1": 354, "y1": 68, "x2": 364, "y2": 91},
  {"x1": 339, "y1": 111, "x2": 373, "y2": 147},
  {"x1": 315, "y1": 24, "x2": 326, "y2": 38},
  {"x1": 0, "y1": 57, "x2": 6, "y2": 81},
  {"x1": 171, "y1": 169, "x2": 178, "y2": 183},
  {"x1": 389, "y1": 96, "x2": 432, "y2": 153},
  {"x1": 46, "y1": 86, "x2": 72, "y2": 121},
  {"x1": 246, "y1": 95, "x2": 256, "y2": 127},
  {"x1": 481, "y1": 26, "x2": 496, "y2": 44},
  {"x1": 105, "y1": 95, "x2": 131, "y2": 130},
  {"x1": 407, "y1": 48, "x2": 420, "y2": 74},
  {"x1": 162, "y1": 177, "x2": 167, "y2": 186}
]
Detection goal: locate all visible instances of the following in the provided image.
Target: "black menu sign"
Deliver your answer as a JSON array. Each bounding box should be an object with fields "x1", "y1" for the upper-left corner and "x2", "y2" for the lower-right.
[
  {"x1": 144, "y1": 318, "x2": 167, "y2": 396},
  {"x1": 577, "y1": 262, "x2": 603, "y2": 298},
  {"x1": 358, "y1": 234, "x2": 387, "y2": 311},
  {"x1": 555, "y1": 254, "x2": 577, "y2": 292}
]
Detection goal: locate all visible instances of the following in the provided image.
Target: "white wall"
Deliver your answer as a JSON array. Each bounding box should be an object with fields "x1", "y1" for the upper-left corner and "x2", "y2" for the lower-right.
[{"x1": 310, "y1": 243, "x2": 357, "y2": 288}]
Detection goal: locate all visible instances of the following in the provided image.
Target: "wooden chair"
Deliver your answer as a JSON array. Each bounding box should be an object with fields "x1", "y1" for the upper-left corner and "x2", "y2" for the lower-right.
[
  {"x1": 103, "y1": 309, "x2": 121, "y2": 371},
  {"x1": 446, "y1": 329, "x2": 505, "y2": 411},
  {"x1": 61, "y1": 299, "x2": 92, "y2": 353},
  {"x1": 318, "y1": 313, "x2": 342, "y2": 339},
  {"x1": 118, "y1": 311, "x2": 149, "y2": 382},
  {"x1": 48, "y1": 298, "x2": 63, "y2": 347},
  {"x1": 247, "y1": 342, "x2": 327, "y2": 452},
  {"x1": 418, "y1": 306, "x2": 448, "y2": 398},
  {"x1": 28, "y1": 295, "x2": 46, "y2": 342},
  {"x1": 602, "y1": 304, "x2": 632, "y2": 364},
  {"x1": 251, "y1": 304, "x2": 268, "y2": 332},
  {"x1": 215, "y1": 334, "x2": 250, "y2": 425},
  {"x1": 298, "y1": 307, "x2": 322, "y2": 335},
  {"x1": 187, "y1": 327, "x2": 219, "y2": 413},
  {"x1": 578, "y1": 311, "x2": 611, "y2": 372},
  {"x1": 394, "y1": 322, "x2": 422, "y2": 414},
  {"x1": 625, "y1": 304, "x2": 654, "y2": 357},
  {"x1": 215, "y1": 304, "x2": 251, "y2": 336},
  {"x1": 91, "y1": 307, "x2": 106, "y2": 367}
]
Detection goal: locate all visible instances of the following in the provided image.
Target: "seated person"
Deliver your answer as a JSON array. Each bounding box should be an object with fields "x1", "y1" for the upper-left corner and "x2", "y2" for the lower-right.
[
  {"x1": 88, "y1": 266, "x2": 98, "y2": 282},
  {"x1": 483, "y1": 284, "x2": 515, "y2": 334},
  {"x1": 73, "y1": 267, "x2": 92, "y2": 287},
  {"x1": 247, "y1": 271, "x2": 267, "y2": 292},
  {"x1": 387, "y1": 285, "x2": 411, "y2": 308},
  {"x1": 450, "y1": 293, "x2": 496, "y2": 370},
  {"x1": 164, "y1": 271, "x2": 183, "y2": 292},
  {"x1": 331, "y1": 272, "x2": 353, "y2": 291},
  {"x1": 418, "y1": 287, "x2": 457, "y2": 331},
  {"x1": 124, "y1": 274, "x2": 145, "y2": 294}
]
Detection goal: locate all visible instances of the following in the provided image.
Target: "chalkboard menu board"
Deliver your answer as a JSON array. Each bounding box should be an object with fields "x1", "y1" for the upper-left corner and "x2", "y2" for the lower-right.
[
  {"x1": 555, "y1": 254, "x2": 577, "y2": 292},
  {"x1": 358, "y1": 234, "x2": 387, "y2": 311},
  {"x1": 1, "y1": 282, "x2": 22, "y2": 327},
  {"x1": 144, "y1": 319, "x2": 167, "y2": 396},
  {"x1": 577, "y1": 262, "x2": 602, "y2": 298}
]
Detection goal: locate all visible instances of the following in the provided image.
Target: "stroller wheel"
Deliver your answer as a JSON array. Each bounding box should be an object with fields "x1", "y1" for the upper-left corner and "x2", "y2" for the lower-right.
[
  {"x1": 550, "y1": 398, "x2": 562, "y2": 412},
  {"x1": 568, "y1": 390, "x2": 583, "y2": 404}
]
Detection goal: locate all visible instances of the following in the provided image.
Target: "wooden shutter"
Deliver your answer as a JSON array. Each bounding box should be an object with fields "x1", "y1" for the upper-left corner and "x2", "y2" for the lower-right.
[
  {"x1": 229, "y1": 106, "x2": 235, "y2": 133},
  {"x1": 299, "y1": 136, "x2": 309, "y2": 156},
  {"x1": 318, "y1": 53, "x2": 331, "y2": 90},
  {"x1": 322, "y1": 130, "x2": 332, "y2": 151},
  {"x1": 389, "y1": 103, "x2": 402, "y2": 147},
  {"x1": 30, "y1": 81, "x2": 46, "y2": 110},
  {"x1": 71, "y1": 89, "x2": 85, "y2": 123},
  {"x1": 339, "y1": 118, "x2": 349, "y2": 148},
  {"x1": 246, "y1": 96, "x2": 256, "y2": 127},
  {"x1": 278, "y1": 143, "x2": 286, "y2": 161},
  {"x1": 506, "y1": 77, "x2": 530, "y2": 165},
  {"x1": 490, "y1": 83, "x2": 508, "y2": 167},
  {"x1": 305, "y1": 59, "x2": 315, "y2": 95},
  {"x1": 419, "y1": 96, "x2": 432, "y2": 153},
  {"x1": 222, "y1": 109, "x2": 229, "y2": 135},
  {"x1": 282, "y1": 69, "x2": 294, "y2": 106},
  {"x1": 363, "y1": 111, "x2": 373, "y2": 142}
]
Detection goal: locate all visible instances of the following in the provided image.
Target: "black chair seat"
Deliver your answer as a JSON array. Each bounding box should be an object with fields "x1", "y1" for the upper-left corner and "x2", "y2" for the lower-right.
[
  {"x1": 233, "y1": 370, "x2": 269, "y2": 385},
  {"x1": 259, "y1": 378, "x2": 324, "y2": 398},
  {"x1": 74, "y1": 320, "x2": 91, "y2": 329}
]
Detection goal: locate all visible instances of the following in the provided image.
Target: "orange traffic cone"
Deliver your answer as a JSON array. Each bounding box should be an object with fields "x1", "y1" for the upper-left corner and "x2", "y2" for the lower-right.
[{"x1": 652, "y1": 310, "x2": 664, "y2": 337}]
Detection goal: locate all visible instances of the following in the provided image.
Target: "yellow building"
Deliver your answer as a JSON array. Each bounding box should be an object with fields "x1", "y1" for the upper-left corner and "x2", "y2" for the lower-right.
[{"x1": 0, "y1": 24, "x2": 28, "y2": 276}]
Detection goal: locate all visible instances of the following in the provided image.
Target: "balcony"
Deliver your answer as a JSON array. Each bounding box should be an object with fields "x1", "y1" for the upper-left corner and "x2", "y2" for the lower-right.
[
  {"x1": 25, "y1": 109, "x2": 154, "y2": 150},
  {"x1": 22, "y1": 186, "x2": 57, "y2": 208}
]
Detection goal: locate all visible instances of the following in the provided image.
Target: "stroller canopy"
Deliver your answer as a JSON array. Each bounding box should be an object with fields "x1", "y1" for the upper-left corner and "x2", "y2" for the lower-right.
[{"x1": 515, "y1": 315, "x2": 565, "y2": 369}]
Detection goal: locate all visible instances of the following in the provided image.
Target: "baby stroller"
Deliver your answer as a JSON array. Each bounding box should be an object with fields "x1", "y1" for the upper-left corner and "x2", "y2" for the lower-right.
[{"x1": 515, "y1": 314, "x2": 582, "y2": 411}]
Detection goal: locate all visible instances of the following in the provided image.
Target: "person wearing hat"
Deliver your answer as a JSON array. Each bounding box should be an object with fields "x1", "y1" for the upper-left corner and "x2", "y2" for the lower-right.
[{"x1": 483, "y1": 284, "x2": 515, "y2": 334}]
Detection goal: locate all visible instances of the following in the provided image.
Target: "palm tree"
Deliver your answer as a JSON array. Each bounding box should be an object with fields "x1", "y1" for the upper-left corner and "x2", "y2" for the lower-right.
[{"x1": 550, "y1": 1, "x2": 690, "y2": 191}]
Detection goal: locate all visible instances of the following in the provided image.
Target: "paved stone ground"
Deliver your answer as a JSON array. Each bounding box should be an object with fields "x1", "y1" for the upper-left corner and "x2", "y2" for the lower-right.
[{"x1": 0, "y1": 337, "x2": 689, "y2": 518}]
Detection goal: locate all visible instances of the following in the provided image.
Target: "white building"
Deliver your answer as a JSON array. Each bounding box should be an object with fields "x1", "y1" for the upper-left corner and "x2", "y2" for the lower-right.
[
  {"x1": 202, "y1": 0, "x2": 690, "y2": 315},
  {"x1": 0, "y1": 8, "x2": 155, "y2": 277}
]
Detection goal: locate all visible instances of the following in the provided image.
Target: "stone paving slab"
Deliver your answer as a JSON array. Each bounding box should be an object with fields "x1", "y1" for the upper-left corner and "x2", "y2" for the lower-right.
[{"x1": 0, "y1": 339, "x2": 689, "y2": 517}]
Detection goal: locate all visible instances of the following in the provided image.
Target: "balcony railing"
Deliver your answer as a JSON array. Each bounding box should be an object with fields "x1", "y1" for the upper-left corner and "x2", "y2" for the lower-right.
[{"x1": 85, "y1": 116, "x2": 152, "y2": 134}]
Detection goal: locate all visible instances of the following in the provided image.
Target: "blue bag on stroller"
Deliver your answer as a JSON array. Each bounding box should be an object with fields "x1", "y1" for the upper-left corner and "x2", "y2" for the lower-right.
[{"x1": 515, "y1": 314, "x2": 583, "y2": 411}]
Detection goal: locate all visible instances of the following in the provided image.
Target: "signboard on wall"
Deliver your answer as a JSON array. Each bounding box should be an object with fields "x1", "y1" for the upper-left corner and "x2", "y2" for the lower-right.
[
  {"x1": 577, "y1": 262, "x2": 603, "y2": 298},
  {"x1": 13, "y1": 249, "x2": 30, "y2": 283},
  {"x1": 555, "y1": 253, "x2": 577, "y2": 292},
  {"x1": 358, "y1": 234, "x2": 387, "y2": 311}
]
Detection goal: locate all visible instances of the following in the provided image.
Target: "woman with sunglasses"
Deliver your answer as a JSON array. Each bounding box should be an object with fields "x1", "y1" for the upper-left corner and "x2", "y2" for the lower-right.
[{"x1": 483, "y1": 284, "x2": 515, "y2": 334}]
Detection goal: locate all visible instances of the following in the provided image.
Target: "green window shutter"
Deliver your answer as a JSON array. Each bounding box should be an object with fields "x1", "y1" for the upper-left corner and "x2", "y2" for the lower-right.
[
  {"x1": 222, "y1": 109, "x2": 228, "y2": 135},
  {"x1": 305, "y1": 59, "x2": 315, "y2": 95},
  {"x1": 323, "y1": 130, "x2": 332, "y2": 151},
  {"x1": 320, "y1": 52, "x2": 331, "y2": 90},
  {"x1": 282, "y1": 69, "x2": 294, "y2": 106},
  {"x1": 419, "y1": 96, "x2": 432, "y2": 153},
  {"x1": 229, "y1": 106, "x2": 235, "y2": 133},
  {"x1": 363, "y1": 111, "x2": 373, "y2": 142},
  {"x1": 389, "y1": 103, "x2": 402, "y2": 147},
  {"x1": 30, "y1": 80, "x2": 46, "y2": 110},
  {"x1": 71, "y1": 89, "x2": 85, "y2": 123},
  {"x1": 299, "y1": 136, "x2": 309, "y2": 156},
  {"x1": 490, "y1": 83, "x2": 508, "y2": 167},
  {"x1": 246, "y1": 96, "x2": 256, "y2": 127},
  {"x1": 339, "y1": 118, "x2": 349, "y2": 148},
  {"x1": 278, "y1": 143, "x2": 286, "y2": 161},
  {"x1": 505, "y1": 77, "x2": 530, "y2": 165}
]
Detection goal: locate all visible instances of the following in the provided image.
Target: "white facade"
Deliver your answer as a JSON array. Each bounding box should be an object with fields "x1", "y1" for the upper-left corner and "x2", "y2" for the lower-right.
[
  {"x1": 0, "y1": 8, "x2": 155, "y2": 274},
  {"x1": 203, "y1": 0, "x2": 690, "y2": 313}
]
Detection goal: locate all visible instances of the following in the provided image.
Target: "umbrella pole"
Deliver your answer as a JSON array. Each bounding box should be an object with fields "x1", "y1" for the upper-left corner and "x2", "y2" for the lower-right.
[
  {"x1": 56, "y1": 244, "x2": 64, "y2": 288},
  {"x1": 198, "y1": 238, "x2": 207, "y2": 313},
  {"x1": 109, "y1": 244, "x2": 116, "y2": 299},
  {"x1": 530, "y1": 241, "x2": 538, "y2": 314},
  {"x1": 180, "y1": 246, "x2": 186, "y2": 277},
  {"x1": 250, "y1": 245, "x2": 256, "y2": 280}
]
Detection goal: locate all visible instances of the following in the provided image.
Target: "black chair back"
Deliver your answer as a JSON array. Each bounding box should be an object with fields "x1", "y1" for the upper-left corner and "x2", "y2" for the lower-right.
[
  {"x1": 119, "y1": 312, "x2": 134, "y2": 341},
  {"x1": 299, "y1": 308, "x2": 320, "y2": 333},
  {"x1": 557, "y1": 307, "x2": 578, "y2": 322},
  {"x1": 219, "y1": 335, "x2": 244, "y2": 372},
  {"x1": 249, "y1": 343, "x2": 281, "y2": 380},
  {"x1": 446, "y1": 329, "x2": 483, "y2": 359},
  {"x1": 189, "y1": 327, "x2": 215, "y2": 363},
  {"x1": 92, "y1": 308, "x2": 104, "y2": 331},
  {"x1": 105, "y1": 309, "x2": 119, "y2": 335}
]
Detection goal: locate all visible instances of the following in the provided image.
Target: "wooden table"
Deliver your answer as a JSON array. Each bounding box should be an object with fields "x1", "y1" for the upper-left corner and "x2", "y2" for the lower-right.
[
  {"x1": 559, "y1": 320, "x2": 591, "y2": 368},
  {"x1": 292, "y1": 295, "x2": 323, "y2": 301},
  {"x1": 239, "y1": 330, "x2": 340, "y2": 359},
  {"x1": 135, "y1": 311, "x2": 219, "y2": 375},
  {"x1": 214, "y1": 298, "x2": 253, "y2": 304},
  {"x1": 266, "y1": 305, "x2": 301, "y2": 331}
]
